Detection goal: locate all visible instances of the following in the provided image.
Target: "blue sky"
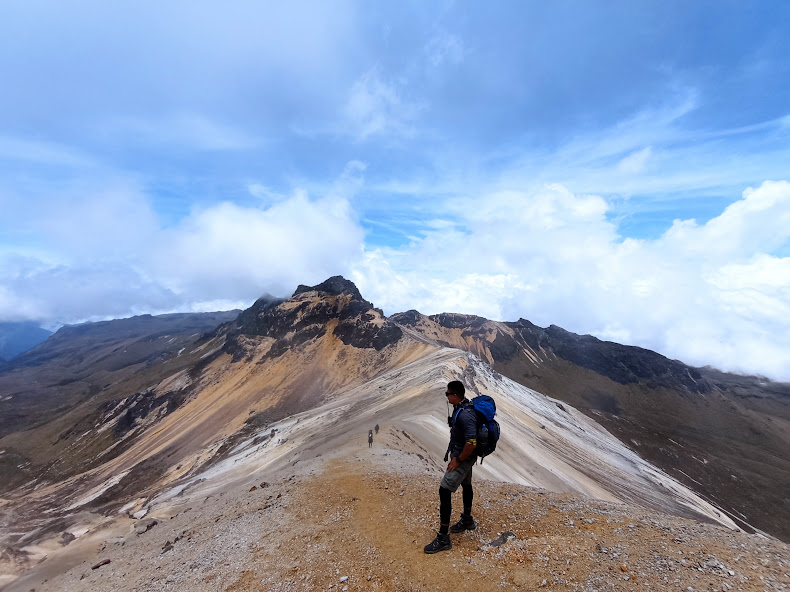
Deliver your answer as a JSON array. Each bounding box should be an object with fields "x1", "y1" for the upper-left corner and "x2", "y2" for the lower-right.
[{"x1": 1, "y1": 1, "x2": 789, "y2": 379}]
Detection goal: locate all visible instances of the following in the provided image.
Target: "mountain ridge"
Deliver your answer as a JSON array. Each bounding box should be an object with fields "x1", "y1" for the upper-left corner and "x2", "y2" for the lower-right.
[
  {"x1": 1, "y1": 276, "x2": 789, "y2": 589},
  {"x1": 388, "y1": 305, "x2": 790, "y2": 540}
]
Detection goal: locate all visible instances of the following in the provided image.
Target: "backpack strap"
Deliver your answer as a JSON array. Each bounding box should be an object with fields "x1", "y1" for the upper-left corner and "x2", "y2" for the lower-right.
[{"x1": 445, "y1": 401, "x2": 473, "y2": 461}]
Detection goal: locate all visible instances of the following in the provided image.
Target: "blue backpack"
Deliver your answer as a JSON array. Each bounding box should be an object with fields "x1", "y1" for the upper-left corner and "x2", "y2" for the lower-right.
[{"x1": 470, "y1": 395, "x2": 500, "y2": 463}]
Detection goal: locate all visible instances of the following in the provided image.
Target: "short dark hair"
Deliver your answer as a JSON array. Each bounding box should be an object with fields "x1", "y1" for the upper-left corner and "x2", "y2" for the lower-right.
[{"x1": 447, "y1": 380, "x2": 465, "y2": 397}]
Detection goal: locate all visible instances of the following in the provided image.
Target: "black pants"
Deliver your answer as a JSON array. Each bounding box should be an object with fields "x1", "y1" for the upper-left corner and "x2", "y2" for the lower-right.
[{"x1": 439, "y1": 482, "x2": 473, "y2": 532}]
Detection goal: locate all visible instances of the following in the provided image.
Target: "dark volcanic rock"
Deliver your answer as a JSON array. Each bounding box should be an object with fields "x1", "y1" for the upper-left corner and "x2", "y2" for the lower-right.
[
  {"x1": 231, "y1": 294, "x2": 287, "y2": 337},
  {"x1": 225, "y1": 276, "x2": 402, "y2": 359},
  {"x1": 57, "y1": 387, "x2": 191, "y2": 442},
  {"x1": 488, "y1": 331, "x2": 520, "y2": 363},
  {"x1": 507, "y1": 319, "x2": 709, "y2": 393},
  {"x1": 429, "y1": 312, "x2": 488, "y2": 330},
  {"x1": 0, "y1": 311, "x2": 239, "y2": 443},
  {"x1": 293, "y1": 275, "x2": 365, "y2": 302},
  {"x1": 4, "y1": 312, "x2": 239, "y2": 372},
  {"x1": 389, "y1": 310, "x2": 422, "y2": 326},
  {"x1": 334, "y1": 311, "x2": 403, "y2": 351}
]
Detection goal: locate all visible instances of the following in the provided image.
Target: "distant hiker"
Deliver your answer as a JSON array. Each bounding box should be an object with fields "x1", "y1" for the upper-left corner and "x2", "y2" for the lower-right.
[
  {"x1": 424, "y1": 380, "x2": 477, "y2": 554},
  {"x1": 374, "y1": 424, "x2": 379, "y2": 434},
  {"x1": 368, "y1": 430, "x2": 374, "y2": 448}
]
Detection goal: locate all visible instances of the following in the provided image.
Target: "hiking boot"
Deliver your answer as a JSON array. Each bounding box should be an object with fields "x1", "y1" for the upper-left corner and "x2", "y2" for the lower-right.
[
  {"x1": 423, "y1": 532, "x2": 452, "y2": 554},
  {"x1": 450, "y1": 514, "x2": 476, "y2": 533}
]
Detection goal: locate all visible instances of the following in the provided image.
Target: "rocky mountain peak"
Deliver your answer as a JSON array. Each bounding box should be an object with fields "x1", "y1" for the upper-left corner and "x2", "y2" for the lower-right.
[
  {"x1": 389, "y1": 309, "x2": 423, "y2": 326},
  {"x1": 292, "y1": 275, "x2": 366, "y2": 303},
  {"x1": 429, "y1": 312, "x2": 489, "y2": 329},
  {"x1": 225, "y1": 276, "x2": 402, "y2": 361}
]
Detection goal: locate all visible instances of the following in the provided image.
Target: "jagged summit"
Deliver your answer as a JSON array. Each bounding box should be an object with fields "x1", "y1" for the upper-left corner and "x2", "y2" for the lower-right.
[
  {"x1": 225, "y1": 275, "x2": 401, "y2": 361},
  {"x1": 292, "y1": 275, "x2": 366, "y2": 303},
  {"x1": 429, "y1": 312, "x2": 490, "y2": 329},
  {"x1": 388, "y1": 309, "x2": 422, "y2": 325}
]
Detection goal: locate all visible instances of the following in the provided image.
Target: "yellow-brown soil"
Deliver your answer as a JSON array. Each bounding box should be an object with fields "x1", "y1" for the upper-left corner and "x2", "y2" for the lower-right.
[{"x1": 23, "y1": 432, "x2": 789, "y2": 592}]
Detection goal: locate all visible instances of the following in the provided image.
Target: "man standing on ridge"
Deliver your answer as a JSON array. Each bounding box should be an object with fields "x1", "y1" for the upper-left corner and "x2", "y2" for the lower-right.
[{"x1": 424, "y1": 380, "x2": 478, "y2": 554}]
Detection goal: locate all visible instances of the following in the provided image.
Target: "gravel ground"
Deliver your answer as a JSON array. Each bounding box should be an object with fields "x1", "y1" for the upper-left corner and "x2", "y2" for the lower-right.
[{"x1": 10, "y1": 428, "x2": 790, "y2": 592}]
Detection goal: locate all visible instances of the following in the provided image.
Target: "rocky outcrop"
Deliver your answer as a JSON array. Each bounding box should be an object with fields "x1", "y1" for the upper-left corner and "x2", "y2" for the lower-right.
[
  {"x1": 504, "y1": 319, "x2": 709, "y2": 393},
  {"x1": 224, "y1": 276, "x2": 402, "y2": 361},
  {"x1": 293, "y1": 275, "x2": 365, "y2": 302}
]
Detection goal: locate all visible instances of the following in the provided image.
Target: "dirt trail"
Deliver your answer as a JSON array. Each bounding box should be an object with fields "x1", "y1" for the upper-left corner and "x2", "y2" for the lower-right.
[
  {"x1": 235, "y1": 435, "x2": 790, "y2": 592},
  {"x1": 7, "y1": 432, "x2": 790, "y2": 592}
]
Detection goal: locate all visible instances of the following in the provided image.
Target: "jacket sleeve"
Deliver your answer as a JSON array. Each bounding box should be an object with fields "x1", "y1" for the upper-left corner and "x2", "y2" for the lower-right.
[{"x1": 458, "y1": 407, "x2": 478, "y2": 446}]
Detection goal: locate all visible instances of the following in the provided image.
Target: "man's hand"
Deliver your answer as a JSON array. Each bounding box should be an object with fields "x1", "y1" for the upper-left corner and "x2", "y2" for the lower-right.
[{"x1": 446, "y1": 443, "x2": 476, "y2": 473}]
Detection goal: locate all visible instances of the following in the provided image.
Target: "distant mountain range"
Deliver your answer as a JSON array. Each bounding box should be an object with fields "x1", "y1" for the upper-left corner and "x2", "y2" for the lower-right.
[
  {"x1": 0, "y1": 322, "x2": 52, "y2": 362},
  {"x1": 1, "y1": 277, "x2": 789, "y2": 588}
]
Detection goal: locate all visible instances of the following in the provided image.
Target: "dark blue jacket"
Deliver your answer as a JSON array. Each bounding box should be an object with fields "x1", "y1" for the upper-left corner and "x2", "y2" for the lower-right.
[{"x1": 448, "y1": 400, "x2": 478, "y2": 459}]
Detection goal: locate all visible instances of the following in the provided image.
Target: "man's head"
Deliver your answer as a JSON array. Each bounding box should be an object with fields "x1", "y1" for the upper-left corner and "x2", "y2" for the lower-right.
[{"x1": 445, "y1": 380, "x2": 465, "y2": 405}]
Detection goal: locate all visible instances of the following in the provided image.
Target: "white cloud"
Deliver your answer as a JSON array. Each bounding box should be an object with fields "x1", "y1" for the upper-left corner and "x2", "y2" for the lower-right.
[
  {"x1": 0, "y1": 283, "x2": 48, "y2": 321},
  {"x1": 0, "y1": 175, "x2": 365, "y2": 325},
  {"x1": 661, "y1": 180, "x2": 790, "y2": 258},
  {"x1": 555, "y1": 92, "x2": 697, "y2": 168},
  {"x1": 353, "y1": 180, "x2": 790, "y2": 380},
  {"x1": 4, "y1": 169, "x2": 787, "y2": 380},
  {"x1": 150, "y1": 190, "x2": 363, "y2": 299},
  {"x1": 344, "y1": 68, "x2": 420, "y2": 140}
]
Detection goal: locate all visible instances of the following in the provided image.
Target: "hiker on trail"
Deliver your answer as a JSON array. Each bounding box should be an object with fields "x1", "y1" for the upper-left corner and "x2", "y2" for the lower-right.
[
  {"x1": 368, "y1": 430, "x2": 374, "y2": 448},
  {"x1": 374, "y1": 424, "x2": 379, "y2": 434},
  {"x1": 424, "y1": 380, "x2": 477, "y2": 554}
]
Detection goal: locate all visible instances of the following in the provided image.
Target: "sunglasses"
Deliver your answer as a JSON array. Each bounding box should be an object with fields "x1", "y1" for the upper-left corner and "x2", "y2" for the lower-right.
[{"x1": 445, "y1": 392, "x2": 456, "y2": 397}]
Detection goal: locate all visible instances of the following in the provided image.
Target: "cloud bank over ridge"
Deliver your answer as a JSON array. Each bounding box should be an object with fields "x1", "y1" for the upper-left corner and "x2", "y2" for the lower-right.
[
  {"x1": 0, "y1": 1, "x2": 789, "y2": 379},
  {"x1": 352, "y1": 181, "x2": 790, "y2": 380},
  {"x1": 2, "y1": 174, "x2": 787, "y2": 380}
]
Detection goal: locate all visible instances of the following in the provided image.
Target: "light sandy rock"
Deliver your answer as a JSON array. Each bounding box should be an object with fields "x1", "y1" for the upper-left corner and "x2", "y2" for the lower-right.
[
  {"x1": 8, "y1": 446, "x2": 789, "y2": 592},
  {"x1": 132, "y1": 518, "x2": 158, "y2": 535},
  {"x1": 1, "y1": 345, "x2": 781, "y2": 591}
]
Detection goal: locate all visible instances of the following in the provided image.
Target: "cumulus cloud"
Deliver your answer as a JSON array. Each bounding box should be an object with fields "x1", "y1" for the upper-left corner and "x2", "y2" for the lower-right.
[
  {"x1": 150, "y1": 190, "x2": 363, "y2": 299},
  {"x1": 353, "y1": 181, "x2": 790, "y2": 380},
  {"x1": 3, "y1": 169, "x2": 787, "y2": 380},
  {"x1": 661, "y1": 180, "x2": 790, "y2": 258},
  {"x1": 0, "y1": 175, "x2": 365, "y2": 325},
  {"x1": 0, "y1": 281, "x2": 48, "y2": 322},
  {"x1": 1, "y1": 1, "x2": 788, "y2": 387}
]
